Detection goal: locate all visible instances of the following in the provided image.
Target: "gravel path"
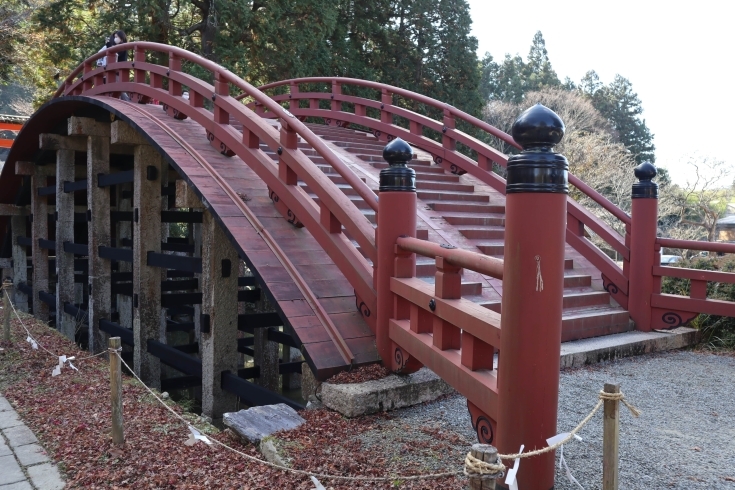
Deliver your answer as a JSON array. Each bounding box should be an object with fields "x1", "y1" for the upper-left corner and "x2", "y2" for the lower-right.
[{"x1": 372, "y1": 350, "x2": 735, "y2": 489}]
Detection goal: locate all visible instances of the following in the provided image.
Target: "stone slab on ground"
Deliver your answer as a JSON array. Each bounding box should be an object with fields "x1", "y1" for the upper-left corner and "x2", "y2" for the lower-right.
[
  {"x1": 0, "y1": 454, "x2": 25, "y2": 486},
  {"x1": 0, "y1": 397, "x2": 13, "y2": 412},
  {"x1": 320, "y1": 367, "x2": 454, "y2": 418},
  {"x1": 0, "y1": 437, "x2": 12, "y2": 457},
  {"x1": 0, "y1": 481, "x2": 34, "y2": 490},
  {"x1": 2, "y1": 425, "x2": 38, "y2": 448},
  {"x1": 0, "y1": 480, "x2": 33, "y2": 490},
  {"x1": 26, "y1": 462, "x2": 65, "y2": 490},
  {"x1": 0, "y1": 410, "x2": 23, "y2": 430},
  {"x1": 559, "y1": 326, "x2": 699, "y2": 369},
  {"x1": 223, "y1": 403, "x2": 305, "y2": 444},
  {"x1": 14, "y1": 443, "x2": 49, "y2": 467}
]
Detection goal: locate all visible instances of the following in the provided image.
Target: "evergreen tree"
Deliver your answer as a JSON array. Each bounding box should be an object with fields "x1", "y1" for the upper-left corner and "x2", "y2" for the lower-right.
[
  {"x1": 586, "y1": 74, "x2": 655, "y2": 164},
  {"x1": 523, "y1": 31, "x2": 559, "y2": 92}
]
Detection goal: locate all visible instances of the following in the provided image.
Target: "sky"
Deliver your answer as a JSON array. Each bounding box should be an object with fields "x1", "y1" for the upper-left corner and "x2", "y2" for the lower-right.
[{"x1": 466, "y1": 0, "x2": 733, "y2": 186}]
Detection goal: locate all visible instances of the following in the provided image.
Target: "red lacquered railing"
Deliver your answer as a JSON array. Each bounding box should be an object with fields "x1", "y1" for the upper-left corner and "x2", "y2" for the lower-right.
[
  {"x1": 241, "y1": 77, "x2": 631, "y2": 298},
  {"x1": 396, "y1": 236, "x2": 503, "y2": 279},
  {"x1": 650, "y1": 238, "x2": 735, "y2": 329},
  {"x1": 54, "y1": 43, "x2": 378, "y2": 326}
]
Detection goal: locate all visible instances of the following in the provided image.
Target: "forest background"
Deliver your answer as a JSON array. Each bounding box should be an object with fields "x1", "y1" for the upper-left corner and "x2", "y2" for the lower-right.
[{"x1": 0, "y1": 0, "x2": 732, "y2": 246}]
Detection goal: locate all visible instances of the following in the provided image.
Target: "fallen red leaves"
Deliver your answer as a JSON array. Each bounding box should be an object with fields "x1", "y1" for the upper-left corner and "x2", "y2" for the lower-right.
[
  {"x1": 0, "y1": 315, "x2": 466, "y2": 489},
  {"x1": 325, "y1": 364, "x2": 390, "y2": 385}
]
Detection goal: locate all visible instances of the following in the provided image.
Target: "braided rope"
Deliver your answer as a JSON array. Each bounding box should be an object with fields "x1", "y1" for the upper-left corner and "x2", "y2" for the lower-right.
[{"x1": 464, "y1": 391, "x2": 640, "y2": 478}]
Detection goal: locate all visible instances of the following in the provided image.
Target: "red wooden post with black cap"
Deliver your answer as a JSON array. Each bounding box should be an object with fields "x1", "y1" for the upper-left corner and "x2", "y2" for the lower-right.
[
  {"x1": 628, "y1": 162, "x2": 659, "y2": 331},
  {"x1": 376, "y1": 138, "x2": 417, "y2": 369},
  {"x1": 495, "y1": 104, "x2": 568, "y2": 490}
]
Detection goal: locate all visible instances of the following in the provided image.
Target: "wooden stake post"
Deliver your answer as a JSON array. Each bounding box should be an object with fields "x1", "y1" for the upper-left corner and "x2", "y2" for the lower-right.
[
  {"x1": 109, "y1": 336, "x2": 124, "y2": 446},
  {"x1": 3, "y1": 280, "x2": 11, "y2": 343},
  {"x1": 468, "y1": 444, "x2": 500, "y2": 490},
  {"x1": 602, "y1": 382, "x2": 621, "y2": 490}
]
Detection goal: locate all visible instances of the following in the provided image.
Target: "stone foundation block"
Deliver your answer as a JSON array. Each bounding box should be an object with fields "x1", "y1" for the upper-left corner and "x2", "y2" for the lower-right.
[{"x1": 321, "y1": 367, "x2": 454, "y2": 418}]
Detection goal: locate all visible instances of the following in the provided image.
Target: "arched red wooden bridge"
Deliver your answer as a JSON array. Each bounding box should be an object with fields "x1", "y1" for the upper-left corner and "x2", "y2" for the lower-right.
[{"x1": 3, "y1": 43, "x2": 734, "y2": 489}]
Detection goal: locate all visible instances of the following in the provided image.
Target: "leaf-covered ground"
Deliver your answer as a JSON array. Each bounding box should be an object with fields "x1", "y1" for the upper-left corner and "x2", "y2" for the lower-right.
[{"x1": 0, "y1": 312, "x2": 468, "y2": 489}]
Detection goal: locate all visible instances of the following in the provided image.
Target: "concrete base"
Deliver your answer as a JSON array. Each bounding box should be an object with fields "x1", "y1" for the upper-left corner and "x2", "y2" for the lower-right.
[
  {"x1": 320, "y1": 367, "x2": 454, "y2": 418},
  {"x1": 559, "y1": 326, "x2": 700, "y2": 369}
]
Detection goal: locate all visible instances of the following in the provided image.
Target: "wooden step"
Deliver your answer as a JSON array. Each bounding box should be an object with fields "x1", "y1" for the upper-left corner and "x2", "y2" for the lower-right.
[
  {"x1": 474, "y1": 241, "x2": 505, "y2": 256},
  {"x1": 429, "y1": 201, "x2": 506, "y2": 214},
  {"x1": 563, "y1": 274, "x2": 592, "y2": 288},
  {"x1": 457, "y1": 227, "x2": 505, "y2": 240},
  {"x1": 416, "y1": 180, "x2": 475, "y2": 192},
  {"x1": 443, "y1": 214, "x2": 505, "y2": 226},
  {"x1": 562, "y1": 291, "x2": 612, "y2": 309},
  {"x1": 418, "y1": 191, "x2": 490, "y2": 202},
  {"x1": 412, "y1": 171, "x2": 459, "y2": 181}
]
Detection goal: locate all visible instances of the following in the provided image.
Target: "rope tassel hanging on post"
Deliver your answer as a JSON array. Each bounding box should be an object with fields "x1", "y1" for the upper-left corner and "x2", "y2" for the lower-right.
[{"x1": 535, "y1": 255, "x2": 544, "y2": 292}]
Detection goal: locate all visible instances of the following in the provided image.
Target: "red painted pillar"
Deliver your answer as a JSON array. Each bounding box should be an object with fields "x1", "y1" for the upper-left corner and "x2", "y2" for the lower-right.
[
  {"x1": 496, "y1": 104, "x2": 568, "y2": 490},
  {"x1": 628, "y1": 163, "x2": 659, "y2": 331},
  {"x1": 376, "y1": 138, "x2": 416, "y2": 368}
]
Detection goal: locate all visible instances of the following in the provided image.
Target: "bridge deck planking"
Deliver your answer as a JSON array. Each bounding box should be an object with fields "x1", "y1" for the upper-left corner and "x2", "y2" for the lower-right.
[{"x1": 125, "y1": 102, "x2": 377, "y2": 378}]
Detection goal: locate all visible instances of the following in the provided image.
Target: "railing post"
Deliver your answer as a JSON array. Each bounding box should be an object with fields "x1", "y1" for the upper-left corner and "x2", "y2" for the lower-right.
[
  {"x1": 109, "y1": 336, "x2": 124, "y2": 446},
  {"x1": 628, "y1": 162, "x2": 659, "y2": 331},
  {"x1": 495, "y1": 104, "x2": 568, "y2": 490},
  {"x1": 376, "y1": 138, "x2": 416, "y2": 367},
  {"x1": 3, "y1": 279, "x2": 12, "y2": 343},
  {"x1": 602, "y1": 382, "x2": 621, "y2": 490}
]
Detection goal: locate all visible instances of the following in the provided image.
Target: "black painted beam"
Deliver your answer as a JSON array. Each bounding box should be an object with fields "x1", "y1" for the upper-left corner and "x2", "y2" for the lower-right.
[
  {"x1": 147, "y1": 339, "x2": 202, "y2": 377},
  {"x1": 237, "y1": 312, "x2": 282, "y2": 333},
  {"x1": 221, "y1": 371, "x2": 303, "y2": 410},
  {"x1": 99, "y1": 246, "x2": 133, "y2": 263},
  {"x1": 63, "y1": 180, "x2": 87, "y2": 193},
  {"x1": 147, "y1": 252, "x2": 202, "y2": 273},
  {"x1": 98, "y1": 170, "x2": 134, "y2": 187},
  {"x1": 99, "y1": 319, "x2": 134, "y2": 346}
]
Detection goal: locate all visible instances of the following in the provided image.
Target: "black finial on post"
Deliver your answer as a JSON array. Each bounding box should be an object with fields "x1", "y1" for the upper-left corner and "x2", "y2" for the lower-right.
[
  {"x1": 632, "y1": 162, "x2": 658, "y2": 199},
  {"x1": 506, "y1": 104, "x2": 569, "y2": 194},
  {"x1": 379, "y1": 138, "x2": 415, "y2": 192}
]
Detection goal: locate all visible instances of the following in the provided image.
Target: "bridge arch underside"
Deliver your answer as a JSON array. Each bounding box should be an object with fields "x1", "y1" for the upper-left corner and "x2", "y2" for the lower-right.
[{"x1": 0, "y1": 96, "x2": 379, "y2": 411}]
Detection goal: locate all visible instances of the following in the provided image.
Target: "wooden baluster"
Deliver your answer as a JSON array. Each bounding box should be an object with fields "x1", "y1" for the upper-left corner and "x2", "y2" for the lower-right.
[
  {"x1": 379, "y1": 89, "x2": 392, "y2": 141},
  {"x1": 319, "y1": 202, "x2": 341, "y2": 234},
  {"x1": 567, "y1": 214, "x2": 584, "y2": 237},
  {"x1": 214, "y1": 72, "x2": 229, "y2": 124},
  {"x1": 690, "y1": 279, "x2": 707, "y2": 300},
  {"x1": 278, "y1": 120, "x2": 298, "y2": 185},
  {"x1": 355, "y1": 103, "x2": 366, "y2": 118},
  {"x1": 168, "y1": 53, "x2": 182, "y2": 96},
  {"x1": 442, "y1": 109, "x2": 456, "y2": 152},
  {"x1": 331, "y1": 81, "x2": 341, "y2": 112},
  {"x1": 134, "y1": 47, "x2": 146, "y2": 84},
  {"x1": 477, "y1": 154, "x2": 492, "y2": 172},
  {"x1": 409, "y1": 120, "x2": 423, "y2": 137},
  {"x1": 106, "y1": 51, "x2": 118, "y2": 95},
  {"x1": 410, "y1": 303, "x2": 432, "y2": 334},
  {"x1": 189, "y1": 90, "x2": 203, "y2": 109},
  {"x1": 432, "y1": 257, "x2": 461, "y2": 350},
  {"x1": 310, "y1": 98, "x2": 319, "y2": 111},
  {"x1": 83, "y1": 62, "x2": 94, "y2": 92},
  {"x1": 289, "y1": 82, "x2": 299, "y2": 112}
]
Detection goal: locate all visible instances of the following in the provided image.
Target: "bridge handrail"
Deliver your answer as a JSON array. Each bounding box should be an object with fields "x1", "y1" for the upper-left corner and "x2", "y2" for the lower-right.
[
  {"x1": 247, "y1": 77, "x2": 631, "y2": 295},
  {"x1": 396, "y1": 236, "x2": 504, "y2": 279},
  {"x1": 53, "y1": 44, "x2": 379, "y2": 215},
  {"x1": 54, "y1": 42, "x2": 378, "y2": 317},
  {"x1": 247, "y1": 77, "x2": 632, "y2": 226},
  {"x1": 657, "y1": 238, "x2": 735, "y2": 254}
]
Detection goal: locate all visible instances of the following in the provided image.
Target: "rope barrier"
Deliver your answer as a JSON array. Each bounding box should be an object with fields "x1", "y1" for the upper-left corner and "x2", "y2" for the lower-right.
[
  {"x1": 463, "y1": 391, "x2": 640, "y2": 479},
  {"x1": 2, "y1": 289, "x2": 641, "y2": 485}
]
